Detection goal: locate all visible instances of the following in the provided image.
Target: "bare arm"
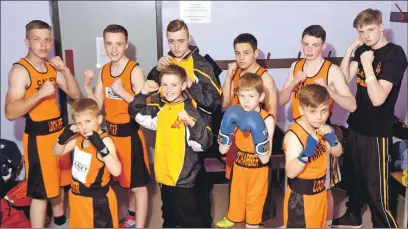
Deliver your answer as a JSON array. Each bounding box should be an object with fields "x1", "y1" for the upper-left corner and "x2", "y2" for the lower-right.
[
  {"x1": 284, "y1": 131, "x2": 307, "y2": 179},
  {"x1": 278, "y1": 62, "x2": 299, "y2": 106},
  {"x1": 327, "y1": 65, "x2": 357, "y2": 112},
  {"x1": 56, "y1": 68, "x2": 80, "y2": 99},
  {"x1": 98, "y1": 137, "x2": 121, "y2": 177},
  {"x1": 113, "y1": 66, "x2": 146, "y2": 103},
  {"x1": 221, "y1": 77, "x2": 233, "y2": 108},
  {"x1": 257, "y1": 116, "x2": 275, "y2": 164},
  {"x1": 326, "y1": 140, "x2": 343, "y2": 157},
  {"x1": 5, "y1": 65, "x2": 47, "y2": 120},
  {"x1": 364, "y1": 66, "x2": 393, "y2": 107},
  {"x1": 53, "y1": 138, "x2": 76, "y2": 156},
  {"x1": 84, "y1": 69, "x2": 104, "y2": 111},
  {"x1": 262, "y1": 72, "x2": 278, "y2": 121},
  {"x1": 340, "y1": 37, "x2": 363, "y2": 84}
]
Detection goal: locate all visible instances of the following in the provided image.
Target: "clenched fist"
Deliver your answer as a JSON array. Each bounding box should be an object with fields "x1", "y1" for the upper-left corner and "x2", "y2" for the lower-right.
[{"x1": 49, "y1": 56, "x2": 67, "y2": 72}]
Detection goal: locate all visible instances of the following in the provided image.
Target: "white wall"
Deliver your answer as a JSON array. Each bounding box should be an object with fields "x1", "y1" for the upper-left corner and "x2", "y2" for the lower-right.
[
  {"x1": 1, "y1": 1, "x2": 54, "y2": 157},
  {"x1": 390, "y1": 1, "x2": 408, "y2": 123}
]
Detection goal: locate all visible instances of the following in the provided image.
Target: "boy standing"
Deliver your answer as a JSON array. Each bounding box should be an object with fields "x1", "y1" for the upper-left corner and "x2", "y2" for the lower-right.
[
  {"x1": 218, "y1": 73, "x2": 274, "y2": 228},
  {"x1": 283, "y1": 84, "x2": 343, "y2": 228},
  {"x1": 84, "y1": 24, "x2": 149, "y2": 228},
  {"x1": 53, "y1": 98, "x2": 121, "y2": 228},
  {"x1": 129, "y1": 65, "x2": 213, "y2": 227}
]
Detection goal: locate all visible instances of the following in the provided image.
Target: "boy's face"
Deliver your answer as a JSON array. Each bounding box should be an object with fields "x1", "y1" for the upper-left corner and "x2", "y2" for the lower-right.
[
  {"x1": 357, "y1": 23, "x2": 384, "y2": 47},
  {"x1": 25, "y1": 29, "x2": 53, "y2": 59},
  {"x1": 238, "y1": 88, "x2": 264, "y2": 112},
  {"x1": 161, "y1": 74, "x2": 187, "y2": 102},
  {"x1": 301, "y1": 35, "x2": 326, "y2": 60},
  {"x1": 167, "y1": 29, "x2": 191, "y2": 58},
  {"x1": 234, "y1": 43, "x2": 258, "y2": 70},
  {"x1": 73, "y1": 111, "x2": 102, "y2": 138},
  {"x1": 299, "y1": 103, "x2": 330, "y2": 129},
  {"x1": 104, "y1": 32, "x2": 128, "y2": 62}
]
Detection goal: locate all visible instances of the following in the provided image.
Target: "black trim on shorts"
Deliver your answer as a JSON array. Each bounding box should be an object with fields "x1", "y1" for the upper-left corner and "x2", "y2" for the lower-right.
[
  {"x1": 93, "y1": 195, "x2": 113, "y2": 228},
  {"x1": 287, "y1": 191, "x2": 306, "y2": 228},
  {"x1": 129, "y1": 131, "x2": 150, "y2": 188},
  {"x1": 26, "y1": 135, "x2": 47, "y2": 199}
]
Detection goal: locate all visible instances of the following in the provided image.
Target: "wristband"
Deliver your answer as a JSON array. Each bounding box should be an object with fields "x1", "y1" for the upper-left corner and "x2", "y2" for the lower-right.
[{"x1": 365, "y1": 75, "x2": 376, "y2": 83}]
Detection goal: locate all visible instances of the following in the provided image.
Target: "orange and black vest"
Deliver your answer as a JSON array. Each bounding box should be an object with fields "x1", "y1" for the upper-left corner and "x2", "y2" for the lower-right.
[
  {"x1": 234, "y1": 108, "x2": 270, "y2": 168},
  {"x1": 71, "y1": 132, "x2": 111, "y2": 196},
  {"x1": 291, "y1": 59, "x2": 333, "y2": 120},
  {"x1": 102, "y1": 60, "x2": 138, "y2": 124},
  {"x1": 231, "y1": 67, "x2": 267, "y2": 106},
  {"x1": 284, "y1": 121, "x2": 327, "y2": 180},
  {"x1": 17, "y1": 58, "x2": 60, "y2": 121}
]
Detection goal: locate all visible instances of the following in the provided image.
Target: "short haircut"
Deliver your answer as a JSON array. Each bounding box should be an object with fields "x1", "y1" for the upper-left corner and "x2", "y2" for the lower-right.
[
  {"x1": 353, "y1": 8, "x2": 382, "y2": 29},
  {"x1": 71, "y1": 98, "x2": 101, "y2": 120},
  {"x1": 302, "y1": 25, "x2": 326, "y2": 42},
  {"x1": 159, "y1": 64, "x2": 188, "y2": 83},
  {"x1": 233, "y1": 33, "x2": 258, "y2": 51},
  {"x1": 238, "y1": 73, "x2": 263, "y2": 94},
  {"x1": 167, "y1": 19, "x2": 189, "y2": 36},
  {"x1": 103, "y1": 24, "x2": 128, "y2": 41},
  {"x1": 25, "y1": 20, "x2": 51, "y2": 38},
  {"x1": 299, "y1": 84, "x2": 330, "y2": 108}
]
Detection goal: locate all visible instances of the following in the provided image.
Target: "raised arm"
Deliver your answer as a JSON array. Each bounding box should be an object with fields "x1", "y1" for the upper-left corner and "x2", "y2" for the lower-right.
[
  {"x1": 84, "y1": 69, "x2": 104, "y2": 111},
  {"x1": 278, "y1": 62, "x2": 306, "y2": 106},
  {"x1": 51, "y1": 56, "x2": 80, "y2": 99},
  {"x1": 262, "y1": 72, "x2": 278, "y2": 120},
  {"x1": 340, "y1": 37, "x2": 363, "y2": 84},
  {"x1": 5, "y1": 65, "x2": 54, "y2": 120}
]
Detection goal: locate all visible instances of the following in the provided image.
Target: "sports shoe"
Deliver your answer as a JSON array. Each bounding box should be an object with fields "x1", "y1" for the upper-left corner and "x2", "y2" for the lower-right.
[
  {"x1": 216, "y1": 217, "x2": 235, "y2": 228},
  {"x1": 49, "y1": 219, "x2": 69, "y2": 228},
  {"x1": 332, "y1": 212, "x2": 362, "y2": 228},
  {"x1": 119, "y1": 215, "x2": 136, "y2": 228}
]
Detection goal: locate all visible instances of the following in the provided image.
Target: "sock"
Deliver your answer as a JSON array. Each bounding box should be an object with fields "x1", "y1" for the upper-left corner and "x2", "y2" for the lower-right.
[
  {"x1": 128, "y1": 209, "x2": 136, "y2": 217},
  {"x1": 54, "y1": 215, "x2": 67, "y2": 226},
  {"x1": 326, "y1": 220, "x2": 332, "y2": 228}
]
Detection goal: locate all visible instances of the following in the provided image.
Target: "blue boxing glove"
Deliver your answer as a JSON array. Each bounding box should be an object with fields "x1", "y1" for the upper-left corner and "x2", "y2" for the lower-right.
[
  {"x1": 236, "y1": 111, "x2": 270, "y2": 156},
  {"x1": 297, "y1": 135, "x2": 318, "y2": 164},
  {"x1": 324, "y1": 128, "x2": 339, "y2": 147},
  {"x1": 218, "y1": 105, "x2": 245, "y2": 146}
]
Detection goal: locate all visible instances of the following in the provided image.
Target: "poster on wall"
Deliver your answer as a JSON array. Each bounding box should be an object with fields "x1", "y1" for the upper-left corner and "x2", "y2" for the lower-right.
[
  {"x1": 96, "y1": 37, "x2": 110, "y2": 68},
  {"x1": 180, "y1": 1, "x2": 211, "y2": 24}
]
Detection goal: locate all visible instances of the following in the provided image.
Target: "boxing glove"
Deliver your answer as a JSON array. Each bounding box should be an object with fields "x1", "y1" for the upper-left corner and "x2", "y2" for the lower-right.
[
  {"x1": 236, "y1": 111, "x2": 270, "y2": 156},
  {"x1": 297, "y1": 135, "x2": 318, "y2": 164},
  {"x1": 57, "y1": 124, "x2": 76, "y2": 145},
  {"x1": 89, "y1": 131, "x2": 110, "y2": 158},
  {"x1": 324, "y1": 128, "x2": 339, "y2": 147},
  {"x1": 218, "y1": 105, "x2": 245, "y2": 146}
]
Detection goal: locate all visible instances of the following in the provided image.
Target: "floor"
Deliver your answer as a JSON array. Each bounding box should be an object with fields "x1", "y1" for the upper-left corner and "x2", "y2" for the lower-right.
[{"x1": 59, "y1": 158, "x2": 407, "y2": 228}]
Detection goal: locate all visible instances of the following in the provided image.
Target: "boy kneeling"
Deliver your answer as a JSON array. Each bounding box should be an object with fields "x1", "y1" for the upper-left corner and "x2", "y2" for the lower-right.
[{"x1": 283, "y1": 84, "x2": 343, "y2": 228}]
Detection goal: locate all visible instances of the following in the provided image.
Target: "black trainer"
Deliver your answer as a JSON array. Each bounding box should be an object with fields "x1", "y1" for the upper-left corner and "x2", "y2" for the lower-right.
[{"x1": 332, "y1": 212, "x2": 362, "y2": 228}]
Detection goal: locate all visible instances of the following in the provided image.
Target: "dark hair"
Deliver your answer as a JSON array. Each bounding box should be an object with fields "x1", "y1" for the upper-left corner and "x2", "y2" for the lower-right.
[
  {"x1": 302, "y1": 25, "x2": 326, "y2": 42},
  {"x1": 159, "y1": 64, "x2": 188, "y2": 83},
  {"x1": 233, "y1": 33, "x2": 258, "y2": 51},
  {"x1": 103, "y1": 24, "x2": 128, "y2": 41},
  {"x1": 25, "y1": 20, "x2": 51, "y2": 38}
]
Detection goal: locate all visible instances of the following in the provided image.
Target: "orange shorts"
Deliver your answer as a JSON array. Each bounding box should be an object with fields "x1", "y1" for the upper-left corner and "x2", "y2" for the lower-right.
[
  {"x1": 107, "y1": 121, "x2": 150, "y2": 189},
  {"x1": 69, "y1": 186, "x2": 118, "y2": 228},
  {"x1": 23, "y1": 126, "x2": 71, "y2": 199},
  {"x1": 283, "y1": 186, "x2": 327, "y2": 228},
  {"x1": 227, "y1": 162, "x2": 269, "y2": 225}
]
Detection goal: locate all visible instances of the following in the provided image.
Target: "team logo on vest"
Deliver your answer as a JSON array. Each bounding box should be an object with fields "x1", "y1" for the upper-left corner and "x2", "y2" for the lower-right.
[
  {"x1": 171, "y1": 118, "x2": 183, "y2": 129},
  {"x1": 105, "y1": 87, "x2": 122, "y2": 100},
  {"x1": 35, "y1": 77, "x2": 57, "y2": 91},
  {"x1": 293, "y1": 81, "x2": 306, "y2": 99},
  {"x1": 309, "y1": 138, "x2": 326, "y2": 162},
  {"x1": 73, "y1": 160, "x2": 89, "y2": 173}
]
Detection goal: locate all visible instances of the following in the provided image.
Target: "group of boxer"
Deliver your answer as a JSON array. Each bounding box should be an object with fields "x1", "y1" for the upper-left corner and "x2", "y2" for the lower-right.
[{"x1": 4, "y1": 6, "x2": 408, "y2": 229}]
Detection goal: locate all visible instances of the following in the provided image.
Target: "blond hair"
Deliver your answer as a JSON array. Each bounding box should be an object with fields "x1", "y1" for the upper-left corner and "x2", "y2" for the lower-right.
[
  {"x1": 353, "y1": 8, "x2": 382, "y2": 29},
  {"x1": 238, "y1": 73, "x2": 264, "y2": 94}
]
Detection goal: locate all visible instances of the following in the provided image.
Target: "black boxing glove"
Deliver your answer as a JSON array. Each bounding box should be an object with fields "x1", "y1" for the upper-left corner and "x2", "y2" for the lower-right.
[
  {"x1": 88, "y1": 131, "x2": 110, "y2": 157},
  {"x1": 57, "y1": 124, "x2": 76, "y2": 145}
]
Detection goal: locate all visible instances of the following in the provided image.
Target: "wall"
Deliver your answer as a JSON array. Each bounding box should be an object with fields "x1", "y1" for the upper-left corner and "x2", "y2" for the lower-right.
[
  {"x1": 1, "y1": 1, "x2": 54, "y2": 154},
  {"x1": 390, "y1": 1, "x2": 408, "y2": 123}
]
